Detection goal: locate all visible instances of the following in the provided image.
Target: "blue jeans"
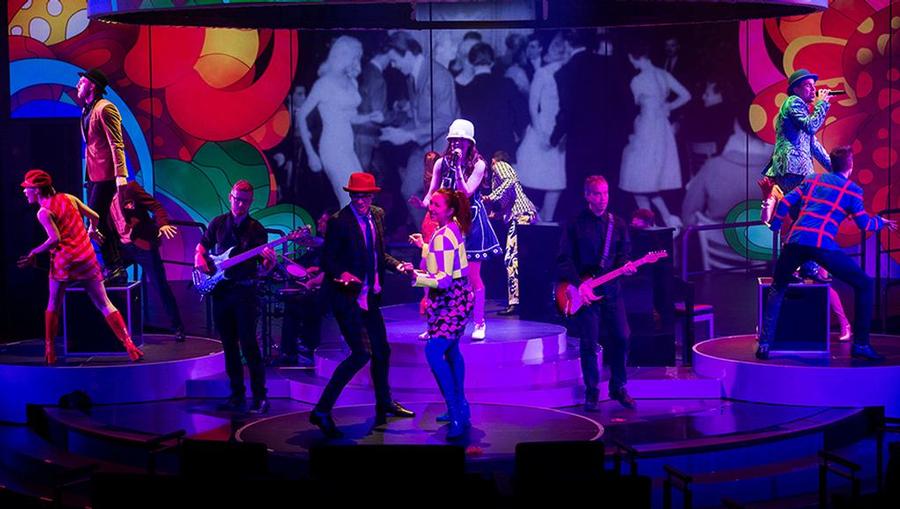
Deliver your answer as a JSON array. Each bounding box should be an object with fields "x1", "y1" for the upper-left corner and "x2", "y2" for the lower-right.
[{"x1": 761, "y1": 243, "x2": 874, "y2": 346}]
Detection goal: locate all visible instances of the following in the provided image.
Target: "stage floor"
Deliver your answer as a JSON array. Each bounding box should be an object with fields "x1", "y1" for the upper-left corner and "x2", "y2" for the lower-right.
[
  {"x1": 0, "y1": 335, "x2": 222, "y2": 366},
  {"x1": 695, "y1": 334, "x2": 900, "y2": 367},
  {"x1": 40, "y1": 397, "x2": 862, "y2": 462}
]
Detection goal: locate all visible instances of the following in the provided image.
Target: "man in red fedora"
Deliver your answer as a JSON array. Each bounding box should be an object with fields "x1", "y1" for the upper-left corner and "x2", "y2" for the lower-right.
[
  {"x1": 309, "y1": 172, "x2": 416, "y2": 438},
  {"x1": 77, "y1": 67, "x2": 129, "y2": 282}
]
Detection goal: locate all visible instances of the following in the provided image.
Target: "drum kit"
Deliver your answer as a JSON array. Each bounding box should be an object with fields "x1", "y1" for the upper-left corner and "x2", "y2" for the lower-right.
[{"x1": 257, "y1": 241, "x2": 324, "y2": 360}]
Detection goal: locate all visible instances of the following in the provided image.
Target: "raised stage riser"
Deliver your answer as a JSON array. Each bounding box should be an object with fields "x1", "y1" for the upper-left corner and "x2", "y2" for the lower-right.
[
  {"x1": 0, "y1": 352, "x2": 224, "y2": 424},
  {"x1": 313, "y1": 349, "x2": 583, "y2": 389},
  {"x1": 381, "y1": 334, "x2": 568, "y2": 365},
  {"x1": 693, "y1": 335, "x2": 900, "y2": 417}
]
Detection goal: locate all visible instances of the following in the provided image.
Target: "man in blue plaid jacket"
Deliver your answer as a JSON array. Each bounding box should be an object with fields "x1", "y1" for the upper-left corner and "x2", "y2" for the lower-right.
[{"x1": 758, "y1": 146, "x2": 897, "y2": 361}]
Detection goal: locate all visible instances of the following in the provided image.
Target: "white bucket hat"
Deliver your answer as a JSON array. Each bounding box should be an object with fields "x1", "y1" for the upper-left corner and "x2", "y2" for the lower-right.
[{"x1": 446, "y1": 118, "x2": 476, "y2": 144}]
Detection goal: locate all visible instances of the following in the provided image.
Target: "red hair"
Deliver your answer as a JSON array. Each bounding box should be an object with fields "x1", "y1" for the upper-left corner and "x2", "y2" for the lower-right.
[{"x1": 433, "y1": 188, "x2": 471, "y2": 235}]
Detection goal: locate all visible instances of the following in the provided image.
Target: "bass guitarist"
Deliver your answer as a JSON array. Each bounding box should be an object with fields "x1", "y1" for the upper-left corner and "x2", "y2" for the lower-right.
[
  {"x1": 194, "y1": 180, "x2": 275, "y2": 414},
  {"x1": 557, "y1": 175, "x2": 637, "y2": 411}
]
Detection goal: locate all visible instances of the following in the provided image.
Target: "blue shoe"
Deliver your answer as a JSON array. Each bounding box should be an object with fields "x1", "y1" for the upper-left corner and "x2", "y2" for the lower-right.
[
  {"x1": 851, "y1": 343, "x2": 885, "y2": 361},
  {"x1": 436, "y1": 401, "x2": 469, "y2": 423},
  {"x1": 446, "y1": 420, "x2": 466, "y2": 440}
]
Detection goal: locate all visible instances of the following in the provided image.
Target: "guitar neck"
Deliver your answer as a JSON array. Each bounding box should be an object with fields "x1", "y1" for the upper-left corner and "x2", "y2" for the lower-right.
[
  {"x1": 587, "y1": 257, "x2": 652, "y2": 290},
  {"x1": 219, "y1": 236, "x2": 291, "y2": 270}
]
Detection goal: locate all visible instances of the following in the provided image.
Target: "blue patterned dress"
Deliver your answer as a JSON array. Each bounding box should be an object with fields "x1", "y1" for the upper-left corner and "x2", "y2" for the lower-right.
[{"x1": 436, "y1": 153, "x2": 501, "y2": 261}]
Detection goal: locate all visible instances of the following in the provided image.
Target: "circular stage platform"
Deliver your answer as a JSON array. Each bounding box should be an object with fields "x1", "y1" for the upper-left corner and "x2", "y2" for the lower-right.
[
  {"x1": 235, "y1": 402, "x2": 602, "y2": 460},
  {"x1": 693, "y1": 334, "x2": 900, "y2": 416},
  {"x1": 286, "y1": 303, "x2": 587, "y2": 407},
  {"x1": 0, "y1": 335, "x2": 224, "y2": 423}
]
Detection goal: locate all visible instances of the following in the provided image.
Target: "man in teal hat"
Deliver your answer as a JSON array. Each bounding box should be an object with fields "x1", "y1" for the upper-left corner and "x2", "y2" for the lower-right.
[{"x1": 761, "y1": 68, "x2": 833, "y2": 281}]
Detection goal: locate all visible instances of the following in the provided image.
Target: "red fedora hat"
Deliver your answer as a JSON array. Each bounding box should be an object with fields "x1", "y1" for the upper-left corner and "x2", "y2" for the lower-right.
[{"x1": 343, "y1": 172, "x2": 381, "y2": 193}]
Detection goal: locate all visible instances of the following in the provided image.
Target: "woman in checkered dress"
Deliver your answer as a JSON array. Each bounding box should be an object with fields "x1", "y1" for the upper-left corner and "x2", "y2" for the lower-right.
[{"x1": 408, "y1": 188, "x2": 474, "y2": 440}]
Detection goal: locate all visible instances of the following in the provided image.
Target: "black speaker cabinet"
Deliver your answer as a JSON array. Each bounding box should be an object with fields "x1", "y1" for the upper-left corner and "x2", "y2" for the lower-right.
[
  {"x1": 518, "y1": 224, "x2": 563, "y2": 322},
  {"x1": 64, "y1": 282, "x2": 143, "y2": 356},
  {"x1": 758, "y1": 277, "x2": 829, "y2": 353}
]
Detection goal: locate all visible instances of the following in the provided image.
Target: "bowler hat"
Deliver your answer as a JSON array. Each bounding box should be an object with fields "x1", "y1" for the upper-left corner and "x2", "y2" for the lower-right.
[
  {"x1": 786, "y1": 68, "x2": 818, "y2": 93},
  {"x1": 78, "y1": 68, "x2": 109, "y2": 90},
  {"x1": 343, "y1": 172, "x2": 381, "y2": 193}
]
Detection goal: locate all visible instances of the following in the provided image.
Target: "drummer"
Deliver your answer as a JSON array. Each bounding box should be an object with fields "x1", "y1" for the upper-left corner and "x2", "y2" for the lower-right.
[{"x1": 278, "y1": 210, "x2": 332, "y2": 366}]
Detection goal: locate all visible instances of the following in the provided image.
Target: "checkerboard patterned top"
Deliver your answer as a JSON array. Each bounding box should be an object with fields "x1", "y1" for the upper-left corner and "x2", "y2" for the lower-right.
[
  {"x1": 414, "y1": 221, "x2": 469, "y2": 289},
  {"x1": 486, "y1": 160, "x2": 537, "y2": 223},
  {"x1": 769, "y1": 172, "x2": 885, "y2": 250}
]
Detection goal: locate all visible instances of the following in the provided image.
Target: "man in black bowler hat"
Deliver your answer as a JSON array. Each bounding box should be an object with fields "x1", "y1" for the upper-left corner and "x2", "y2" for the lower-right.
[{"x1": 76, "y1": 67, "x2": 129, "y2": 281}]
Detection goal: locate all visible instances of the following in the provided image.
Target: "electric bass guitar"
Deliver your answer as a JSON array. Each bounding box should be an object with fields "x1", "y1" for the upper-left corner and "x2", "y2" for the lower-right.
[
  {"x1": 192, "y1": 226, "x2": 312, "y2": 296},
  {"x1": 555, "y1": 250, "x2": 668, "y2": 316}
]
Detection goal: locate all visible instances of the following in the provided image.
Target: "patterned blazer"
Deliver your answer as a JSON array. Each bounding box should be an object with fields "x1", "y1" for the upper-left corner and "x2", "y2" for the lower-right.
[
  {"x1": 486, "y1": 161, "x2": 537, "y2": 224},
  {"x1": 766, "y1": 95, "x2": 831, "y2": 178}
]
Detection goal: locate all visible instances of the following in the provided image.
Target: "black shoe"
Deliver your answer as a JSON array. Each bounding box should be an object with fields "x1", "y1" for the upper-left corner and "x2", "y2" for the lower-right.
[
  {"x1": 217, "y1": 396, "x2": 247, "y2": 412},
  {"x1": 583, "y1": 398, "x2": 599, "y2": 413},
  {"x1": 497, "y1": 305, "x2": 519, "y2": 316},
  {"x1": 174, "y1": 327, "x2": 186, "y2": 343},
  {"x1": 248, "y1": 399, "x2": 270, "y2": 414},
  {"x1": 375, "y1": 401, "x2": 415, "y2": 425},
  {"x1": 755, "y1": 343, "x2": 770, "y2": 360},
  {"x1": 309, "y1": 411, "x2": 343, "y2": 439},
  {"x1": 609, "y1": 388, "x2": 636, "y2": 410},
  {"x1": 851, "y1": 343, "x2": 885, "y2": 361},
  {"x1": 103, "y1": 266, "x2": 128, "y2": 285}
]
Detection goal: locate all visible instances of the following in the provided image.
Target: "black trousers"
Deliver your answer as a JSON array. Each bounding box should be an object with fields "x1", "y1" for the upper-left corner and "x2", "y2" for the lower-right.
[
  {"x1": 574, "y1": 293, "x2": 630, "y2": 399},
  {"x1": 212, "y1": 285, "x2": 266, "y2": 400},
  {"x1": 120, "y1": 244, "x2": 183, "y2": 330},
  {"x1": 86, "y1": 180, "x2": 121, "y2": 269},
  {"x1": 315, "y1": 293, "x2": 392, "y2": 413},
  {"x1": 762, "y1": 243, "x2": 874, "y2": 346}
]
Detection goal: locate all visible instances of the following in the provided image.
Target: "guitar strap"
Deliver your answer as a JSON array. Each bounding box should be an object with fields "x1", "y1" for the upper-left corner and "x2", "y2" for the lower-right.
[{"x1": 600, "y1": 212, "x2": 614, "y2": 271}]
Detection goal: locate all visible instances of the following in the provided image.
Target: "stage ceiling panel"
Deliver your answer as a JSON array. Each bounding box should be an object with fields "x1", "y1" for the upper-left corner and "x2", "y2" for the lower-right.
[{"x1": 88, "y1": 0, "x2": 829, "y2": 29}]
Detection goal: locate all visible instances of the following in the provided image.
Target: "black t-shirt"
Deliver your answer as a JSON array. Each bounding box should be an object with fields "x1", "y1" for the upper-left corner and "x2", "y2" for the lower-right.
[{"x1": 200, "y1": 213, "x2": 268, "y2": 282}]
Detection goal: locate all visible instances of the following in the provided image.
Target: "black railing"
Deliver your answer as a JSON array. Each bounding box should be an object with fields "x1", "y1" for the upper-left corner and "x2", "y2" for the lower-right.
[
  {"x1": 159, "y1": 220, "x2": 211, "y2": 333},
  {"x1": 681, "y1": 219, "x2": 871, "y2": 280},
  {"x1": 680, "y1": 220, "x2": 778, "y2": 281},
  {"x1": 874, "y1": 208, "x2": 900, "y2": 332}
]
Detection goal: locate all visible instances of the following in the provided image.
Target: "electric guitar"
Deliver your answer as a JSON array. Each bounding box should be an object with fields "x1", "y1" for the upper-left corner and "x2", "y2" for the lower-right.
[
  {"x1": 555, "y1": 250, "x2": 668, "y2": 316},
  {"x1": 192, "y1": 226, "x2": 312, "y2": 296}
]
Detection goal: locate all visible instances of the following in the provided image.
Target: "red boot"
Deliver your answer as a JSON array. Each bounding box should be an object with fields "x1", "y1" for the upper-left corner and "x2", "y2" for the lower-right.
[
  {"x1": 44, "y1": 310, "x2": 58, "y2": 365},
  {"x1": 104, "y1": 310, "x2": 144, "y2": 361}
]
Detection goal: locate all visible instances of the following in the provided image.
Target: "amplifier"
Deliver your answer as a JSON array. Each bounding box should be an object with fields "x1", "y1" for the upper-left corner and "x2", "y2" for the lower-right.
[
  {"x1": 758, "y1": 277, "x2": 829, "y2": 353},
  {"x1": 64, "y1": 281, "x2": 143, "y2": 356}
]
